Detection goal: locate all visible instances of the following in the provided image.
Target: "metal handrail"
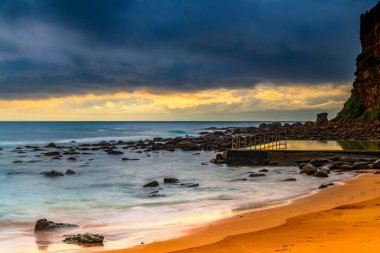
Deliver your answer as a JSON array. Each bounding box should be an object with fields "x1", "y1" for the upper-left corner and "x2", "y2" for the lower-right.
[{"x1": 231, "y1": 131, "x2": 287, "y2": 150}]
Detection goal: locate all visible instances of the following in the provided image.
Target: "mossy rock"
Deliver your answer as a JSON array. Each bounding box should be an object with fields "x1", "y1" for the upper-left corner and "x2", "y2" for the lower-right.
[
  {"x1": 337, "y1": 95, "x2": 365, "y2": 120},
  {"x1": 362, "y1": 107, "x2": 380, "y2": 120}
]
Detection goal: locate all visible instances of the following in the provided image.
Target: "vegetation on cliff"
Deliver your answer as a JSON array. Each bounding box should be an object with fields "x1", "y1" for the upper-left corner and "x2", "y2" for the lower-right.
[{"x1": 337, "y1": 1, "x2": 380, "y2": 121}]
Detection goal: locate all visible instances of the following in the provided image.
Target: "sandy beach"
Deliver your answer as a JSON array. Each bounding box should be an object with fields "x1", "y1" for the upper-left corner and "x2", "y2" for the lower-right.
[{"x1": 95, "y1": 173, "x2": 380, "y2": 253}]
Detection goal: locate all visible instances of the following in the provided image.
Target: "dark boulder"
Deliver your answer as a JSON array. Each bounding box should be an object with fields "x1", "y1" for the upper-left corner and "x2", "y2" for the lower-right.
[
  {"x1": 371, "y1": 159, "x2": 380, "y2": 169},
  {"x1": 314, "y1": 170, "x2": 329, "y2": 177},
  {"x1": 316, "y1": 112, "x2": 328, "y2": 125},
  {"x1": 143, "y1": 181, "x2": 159, "y2": 187},
  {"x1": 164, "y1": 178, "x2": 179, "y2": 184},
  {"x1": 259, "y1": 169, "x2": 269, "y2": 173},
  {"x1": 299, "y1": 163, "x2": 317, "y2": 175},
  {"x1": 353, "y1": 161, "x2": 370, "y2": 169},
  {"x1": 319, "y1": 183, "x2": 334, "y2": 189},
  {"x1": 212, "y1": 153, "x2": 225, "y2": 164},
  {"x1": 176, "y1": 141, "x2": 199, "y2": 151},
  {"x1": 43, "y1": 151, "x2": 60, "y2": 157},
  {"x1": 309, "y1": 158, "x2": 333, "y2": 167},
  {"x1": 249, "y1": 173, "x2": 266, "y2": 177},
  {"x1": 40, "y1": 170, "x2": 64, "y2": 177},
  {"x1": 65, "y1": 169, "x2": 76, "y2": 175},
  {"x1": 107, "y1": 150, "x2": 124, "y2": 155},
  {"x1": 122, "y1": 157, "x2": 140, "y2": 161},
  {"x1": 34, "y1": 219, "x2": 78, "y2": 231},
  {"x1": 63, "y1": 233, "x2": 104, "y2": 244},
  {"x1": 283, "y1": 178, "x2": 297, "y2": 182},
  {"x1": 180, "y1": 183, "x2": 199, "y2": 187},
  {"x1": 45, "y1": 143, "x2": 57, "y2": 148}
]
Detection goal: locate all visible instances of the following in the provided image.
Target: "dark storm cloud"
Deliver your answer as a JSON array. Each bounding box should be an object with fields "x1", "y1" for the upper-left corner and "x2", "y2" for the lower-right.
[{"x1": 0, "y1": 0, "x2": 378, "y2": 98}]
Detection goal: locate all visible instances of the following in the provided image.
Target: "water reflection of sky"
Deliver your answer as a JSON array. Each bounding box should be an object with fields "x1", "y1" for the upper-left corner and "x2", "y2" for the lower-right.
[{"x1": 285, "y1": 140, "x2": 380, "y2": 151}]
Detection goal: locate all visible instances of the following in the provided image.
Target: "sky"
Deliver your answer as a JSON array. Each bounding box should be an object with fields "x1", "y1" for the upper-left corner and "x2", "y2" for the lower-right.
[{"x1": 0, "y1": 0, "x2": 378, "y2": 121}]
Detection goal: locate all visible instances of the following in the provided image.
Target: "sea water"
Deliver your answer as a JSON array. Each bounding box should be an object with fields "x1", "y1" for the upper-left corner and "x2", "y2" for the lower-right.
[{"x1": 0, "y1": 122, "x2": 353, "y2": 253}]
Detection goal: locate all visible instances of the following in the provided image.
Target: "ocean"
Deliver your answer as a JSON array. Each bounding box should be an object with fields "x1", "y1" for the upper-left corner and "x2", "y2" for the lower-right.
[{"x1": 0, "y1": 122, "x2": 353, "y2": 253}]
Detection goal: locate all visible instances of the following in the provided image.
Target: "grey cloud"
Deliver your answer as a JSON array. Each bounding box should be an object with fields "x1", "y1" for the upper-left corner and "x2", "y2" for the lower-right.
[{"x1": 0, "y1": 0, "x2": 378, "y2": 98}]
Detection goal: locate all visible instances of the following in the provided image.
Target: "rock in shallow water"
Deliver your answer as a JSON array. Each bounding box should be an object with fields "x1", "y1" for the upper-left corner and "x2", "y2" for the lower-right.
[
  {"x1": 164, "y1": 178, "x2": 179, "y2": 184},
  {"x1": 143, "y1": 181, "x2": 159, "y2": 187},
  {"x1": 34, "y1": 219, "x2": 78, "y2": 231},
  {"x1": 40, "y1": 170, "x2": 64, "y2": 177},
  {"x1": 249, "y1": 173, "x2": 266, "y2": 177},
  {"x1": 309, "y1": 158, "x2": 333, "y2": 167},
  {"x1": 180, "y1": 183, "x2": 199, "y2": 187},
  {"x1": 372, "y1": 159, "x2": 380, "y2": 169},
  {"x1": 65, "y1": 169, "x2": 76, "y2": 175},
  {"x1": 299, "y1": 163, "x2": 317, "y2": 175},
  {"x1": 283, "y1": 178, "x2": 296, "y2": 182},
  {"x1": 314, "y1": 170, "x2": 329, "y2": 178},
  {"x1": 63, "y1": 233, "x2": 104, "y2": 244},
  {"x1": 319, "y1": 183, "x2": 334, "y2": 189}
]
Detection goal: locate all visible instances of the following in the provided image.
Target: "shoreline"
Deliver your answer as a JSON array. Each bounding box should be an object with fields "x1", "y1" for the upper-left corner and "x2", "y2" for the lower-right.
[{"x1": 93, "y1": 172, "x2": 380, "y2": 253}]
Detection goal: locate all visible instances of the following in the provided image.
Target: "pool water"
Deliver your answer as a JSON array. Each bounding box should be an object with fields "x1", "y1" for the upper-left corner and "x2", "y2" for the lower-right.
[{"x1": 285, "y1": 140, "x2": 380, "y2": 151}]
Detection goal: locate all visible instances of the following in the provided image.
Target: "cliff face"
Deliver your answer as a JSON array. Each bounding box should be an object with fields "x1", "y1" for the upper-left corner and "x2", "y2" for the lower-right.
[{"x1": 338, "y1": 1, "x2": 380, "y2": 120}]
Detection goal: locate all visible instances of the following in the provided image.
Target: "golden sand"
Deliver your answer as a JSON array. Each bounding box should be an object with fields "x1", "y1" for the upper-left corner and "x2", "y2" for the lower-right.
[{"x1": 96, "y1": 173, "x2": 380, "y2": 253}]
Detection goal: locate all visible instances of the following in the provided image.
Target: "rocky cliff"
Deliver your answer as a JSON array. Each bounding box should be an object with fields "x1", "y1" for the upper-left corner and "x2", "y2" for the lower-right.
[{"x1": 338, "y1": 1, "x2": 380, "y2": 121}]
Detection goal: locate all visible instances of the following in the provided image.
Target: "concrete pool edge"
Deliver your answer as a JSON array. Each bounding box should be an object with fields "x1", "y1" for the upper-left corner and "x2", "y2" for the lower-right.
[{"x1": 225, "y1": 149, "x2": 380, "y2": 166}]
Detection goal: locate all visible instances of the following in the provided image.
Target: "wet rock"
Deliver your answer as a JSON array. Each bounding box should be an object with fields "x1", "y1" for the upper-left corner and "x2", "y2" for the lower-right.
[
  {"x1": 52, "y1": 155, "x2": 63, "y2": 160},
  {"x1": 339, "y1": 156, "x2": 362, "y2": 163},
  {"x1": 201, "y1": 162, "x2": 208, "y2": 165},
  {"x1": 43, "y1": 151, "x2": 60, "y2": 157},
  {"x1": 353, "y1": 161, "x2": 370, "y2": 169},
  {"x1": 340, "y1": 164, "x2": 356, "y2": 171},
  {"x1": 259, "y1": 169, "x2": 269, "y2": 173},
  {"x1": 143, "y1": 181, "x2": 159, "y2": 187},
  {"x1": 45, "y1": 143, "x2": 57, "y2": 148},
  {"x1": 299, "y1": 163, "x2": 317, "y2": 175},
  {"x1": 149, "y1": 192, "x2": 166, "y2": 197},
  {"x1": 181, "y1": 183, "x2": 199, "y2": 187},
  {"x1": 7, "y1": 171, "x2": 21, "y2": 175},
  {"x1": 176, "y1": 141, "x2": 199, "y2": 151},
  {"x1": 40, "y1": 170, "x2": 64, "y2": 177},
  {"x1": 63, "y1": 233, "x2": 104, "y2": 244},
  {"x1": 65, "y1": 169, "x2": 76, "y2": 175},
  {"x1": 319, "y1": 183, "x2": 334, "y2": 189},
  {"x1": 283, "y1": 178, "x2": 296, "y2": 182},
  {"x1": 12, "y1": 160, "x2": 23, "y2": 163},
  {"x1": 372, "y1": 159, "x2": 380, "y2": 169},
  {"x1": 32, "y1": 148, "x2": 45, "y2": 152},
  {"x1": 249, "y1": 173, "x2": 266, "y2": 177},
  {"x1": 309, "y1": 158, "x2": 333, "y2": 167},
  {"x1": 314, "y1": 170, "x2": 329, "y2": 178},
  {"x1": 107, "y1": 150, "x2": 124, "y2": 155},
  {"x1": 212, "y1": 153, "x2": 225, "y2": 164},
  {"x1": 122, "y1": 157, "x2": 140, "y2": 161},
  {"x1": 34, "y1": 219, "x2": 78, "y2": 231},
  {"x1": 67, "y1": 157, "x2": 77, "y2": 161},
  {"x1": 164, "y1": 178, "x2": 179, "y2": 184},
  {"x1": 63, "y1": 151, "x2": 80, "y2": 155}
]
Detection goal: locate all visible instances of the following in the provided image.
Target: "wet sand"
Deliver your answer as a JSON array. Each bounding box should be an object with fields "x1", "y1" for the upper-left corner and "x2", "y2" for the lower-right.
[{"x1": 95, "y1": 173, "x2": 380, "y2": 253}]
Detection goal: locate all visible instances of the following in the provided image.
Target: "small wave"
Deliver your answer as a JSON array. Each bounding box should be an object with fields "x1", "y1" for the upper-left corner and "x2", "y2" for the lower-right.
[{"x1": 167, "y1": 129, "x2": 188, "y2": 134}]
